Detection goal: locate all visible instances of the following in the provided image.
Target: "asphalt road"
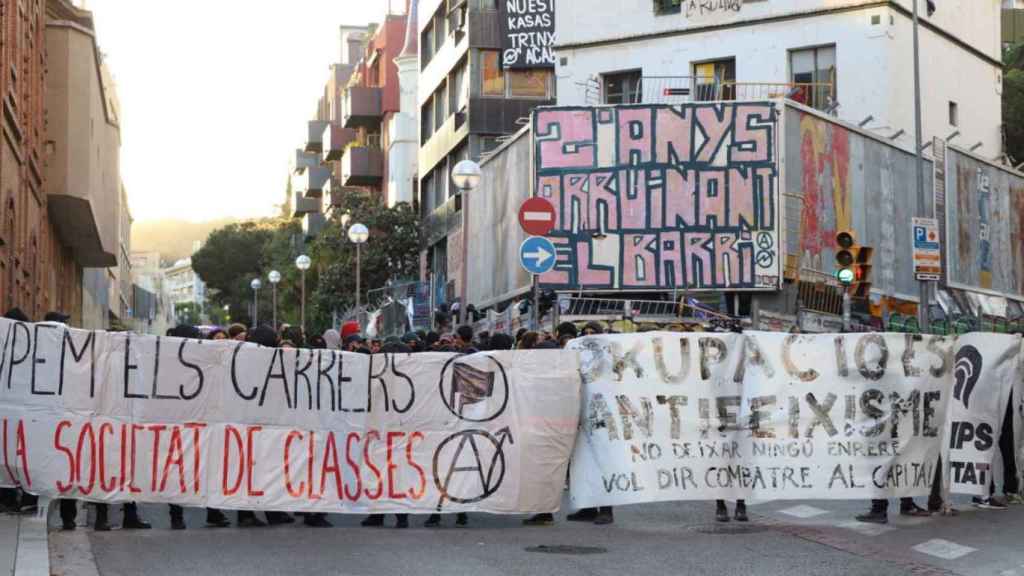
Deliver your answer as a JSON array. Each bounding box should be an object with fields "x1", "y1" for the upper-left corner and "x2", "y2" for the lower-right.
[{"x1": 46, "y1": 496, "x2": 1024, "y2": 576}]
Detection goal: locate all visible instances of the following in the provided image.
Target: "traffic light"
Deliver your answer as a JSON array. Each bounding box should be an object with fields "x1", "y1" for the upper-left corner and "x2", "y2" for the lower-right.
[
  {"x1": 834, "y1": 230, "x2": 856, "y2": 286},
  {"x1": 851, "y1": 246, "x2": 874, "y2": 299}
]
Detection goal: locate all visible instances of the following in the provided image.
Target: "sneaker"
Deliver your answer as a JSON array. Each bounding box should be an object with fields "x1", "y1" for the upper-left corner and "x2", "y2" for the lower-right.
[
  {"x1": 61, "y1": 521, "x2": 76, "y2": 531},
  {"x1": 594, "y1": 507, "x2": 614, "y2": 525},
  {"x1": 734, "y1": 503, "x2": 748, "y2": 523},
  {"x1": 715, "y1": 502, "x2": 730, "y2": 523},
  {"x1": 121, "y1": 518, "x2": 152, "y2": 530},
  {"x1": 974, "y1": 496, "x2": 1008, "y2": 510},
  {"x1": 170, "y1": 518, "x2": 186, "y2": 530},
  {"x1": 19, "y1": 504, "x2": 37, "y2": 516},
  {"x1": 1006, "y1": 493, "x2": 1024, "y2": 505},
  {"x1": 455, "y1": 513, "x2": 468, "y2": 526},
  {"x1": 855, "y1": 511, "x2": 888, "y2": 524},
  {"x1": 899, "y1": 503, "x2": 931, "y2": 517},
  {"x1": 424, "y1": 514, "x2": 441, "y2": 528},
  {"x1": 206, "y1": 511, "x2": 231, "y2": 528},
  {"x1": 522, "y1": 513, "x2": 554, "y2": 526}
]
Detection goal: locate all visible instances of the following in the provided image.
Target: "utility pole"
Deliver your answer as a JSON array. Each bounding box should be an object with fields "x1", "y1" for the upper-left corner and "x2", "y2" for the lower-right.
[{"x1": 912, "y1": 0, "x2": 931, "y2": 333}]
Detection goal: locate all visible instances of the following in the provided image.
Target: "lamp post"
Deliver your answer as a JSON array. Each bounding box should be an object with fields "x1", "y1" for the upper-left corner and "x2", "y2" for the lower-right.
[
  {"x1": 250, "y1": 278, "x2": 262, "y2": 328},
  {"x1": 451, "y1": 159, "x2": 481, "y2": 326},
  {"x1": 268, "y1": 270, "x2": 281, "y2": 330},
  {"x1": 348, "y1": 223, "x2": 369, "y2": 325},
  {"x1": 912, "y1": 0, "x2": 930, "y2": 333},
  {"x1": 295, "y1": 255, "x2": 311, "y2": 334}
]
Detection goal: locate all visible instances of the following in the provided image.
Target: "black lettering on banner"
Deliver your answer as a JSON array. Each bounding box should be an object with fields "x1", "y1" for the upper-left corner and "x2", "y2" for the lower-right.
[
  {"x1": 698, "y1": 337, "x2": 727, "y2": 381},
  {"x1": 178, "y1": 339, "x2": 204, "y2": 401},
  {"x1": 315, "y1": 350, "x2": 337, "y2": 411},
  {"x1": 586, "y1": 393, "x2": 619, "y2": 440},
  {"x1": 123, "y1": 333, "x2": 147, "y2": 399},
  {"x1": 653, "y1": 336, "x2": 690, "y2": 384},
  {"x1": 656, "y1": 395, "x2": 687, "y2": 440},
  {"x1": 367, "y1": 354, "x2": 391, "y2": 413},
  {"x1": 748, "y1": 395, "x2": 776, "y2": 438},
  {"x1": 610, "y1": 340, "x2": 645, "y2": 382},
  {"x1": 60, "y1": 329, "x2": 96, "y2": 397},
  {"x1": 922, "y1": 390, "x2": 941, "y2": 437},
  {"x1": 888, "y1": 390, "x2": 921, "y2": 438},
  {"x1": 616, "y1": 395, "x2": 653, "y2": 440},
  {"x1": 716, "y1": 396, "x2": 741, "y2": 433},
  {"x1": 151, "y1": 337, "x2": 177, "y2": 400},
  {"x1": 259, "y1": 349, "x2": 292, "y2": 408},
  {"x1": 338, "y1": 353, "x2": 362, "y2": 413},
  {"x1": 733, "y1": 335, "x2": 773, "y2": 383},
  {"x1": 31, "y1": 323, "x2": 57, "y2": 395},
  {"x1": 5, "y1": 322, "x2": 30, "y2": 390},
  {"x1": 782, "y1": 335, "x2": 818, "y2": 382},
  {"x1": 0, "y1": 323, "x2": 13, "y2": 384},
  {"x1": 926, "y1": 336, "x2": 952, "y2": 377},
  {"x1": 389, "y1": 354, "x2": 415, "y2": 413},
  {"x1": 804, "y1": 393, "x2": 838, "y2": 437},
  {"x1": 902, "y1": 334, "x2": 923, "y2": 378},
  {"x1": 293, "y1": 349, "x2": 314, "y2": 411},
  {"x1": 834, "y1": 335, "x2": 849, "y2": 378},
  {"x1": 437, "y1": 355, "x2": 509, "y2": 422},
  {"x1": 953, "y1": 345, "x2": 982, "y2": 409},
  {"x1": 860, "y1": 389, "x2": 886, "y2": 437},
  {"x1": 231, "y1": 343, "x2": 257, "y2": 401},
  {"x1": 432, "y1": 427, "x2": 512, "y2": 508},
  {"x1": 855, "y1": 334, "x2": 888, "y2": 381}
]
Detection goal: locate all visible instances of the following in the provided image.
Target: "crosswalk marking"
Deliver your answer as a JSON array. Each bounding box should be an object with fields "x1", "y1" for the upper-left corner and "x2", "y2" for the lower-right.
[
  {"x1": 912, "y1": 539, "x2": 977, "y2": 560},
  {"x1": 778, "y1": 505, "x2": 829, "y2": 519}
]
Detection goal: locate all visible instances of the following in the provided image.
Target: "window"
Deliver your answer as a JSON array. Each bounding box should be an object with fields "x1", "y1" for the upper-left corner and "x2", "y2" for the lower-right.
[
  {"x1": 654, "y1": 0, "x2": 682, "y2": 15},
  {"x1": 509, "y1": 69, "x2": 550, "y2": 97},
  {"x1": 422, "y1": 24, "x2": 434, "y2": 66},
  {"x1": 434, "y1": 82, "x2": 448, "y2": 130},
  {"x1": 949, "y1": 101, "x2": 959, "y2": 127},
  {"x1": 479, "y1": 0, "x2": 498, "y2": 9},
  {"x1": 433, "y1": 11, "x2": 446, "y2": 55},
  {"x1": 789, "y1": 45, "x2": 837, "y2": 111},
  {"x1": 603, "y1": 70, "x2": 642, "y2": 104},
  {"x1": 693, "y1": 58, "x2": 735, "y2": 101},
  {"x1": 449, "y1": 58, "x2": 468, "y2": 115},
  {"x1": 421, "y1": 99, "x2": 433, "y2": 143},
  {"x1": 482, "y1": 51, "x2": 505, "y2": 96}
]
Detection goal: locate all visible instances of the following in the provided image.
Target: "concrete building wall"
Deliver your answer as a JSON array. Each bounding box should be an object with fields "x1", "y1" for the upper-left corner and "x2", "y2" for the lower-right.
[{"x1": 554, "y1": 1, "x2": 1003, "y2": 156}]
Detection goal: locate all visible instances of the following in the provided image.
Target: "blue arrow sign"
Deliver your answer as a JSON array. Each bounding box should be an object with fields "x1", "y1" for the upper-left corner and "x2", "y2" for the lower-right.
[{"x1": 519, "y1": 236, "x2": 557, "y2": 275}]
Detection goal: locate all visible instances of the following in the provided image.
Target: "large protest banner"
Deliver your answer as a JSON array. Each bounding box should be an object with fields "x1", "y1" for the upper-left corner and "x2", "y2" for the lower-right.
[
  {"x1": 0, "y1": 318, "x2": 581, "y2": 514},
  {"x1": 944, "y1": 333, "x2": 1020, "y2": 496},
  {"x1": 569, "y1": 331, "x2": 969, "y2": 506}
]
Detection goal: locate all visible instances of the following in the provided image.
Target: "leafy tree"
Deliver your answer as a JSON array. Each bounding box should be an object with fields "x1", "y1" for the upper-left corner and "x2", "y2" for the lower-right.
[
  {"x1": 174, "y1": 302, "x2": 203, "y2": 326},
  {"x1": 308, "y1": 192, "x2": 421, "y2": 332},
  {"x1": 1006, "y1": 43, "x2": 1024, "y2": 164}
]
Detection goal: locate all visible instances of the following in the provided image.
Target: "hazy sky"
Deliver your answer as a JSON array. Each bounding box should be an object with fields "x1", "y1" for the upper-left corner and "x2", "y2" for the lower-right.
[{"x1": 85, "y1": 0, "x2": 396, "y2": 223}]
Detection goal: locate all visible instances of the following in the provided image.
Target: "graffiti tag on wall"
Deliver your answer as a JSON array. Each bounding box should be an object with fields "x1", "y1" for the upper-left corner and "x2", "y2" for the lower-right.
[{"x1": 533, "y1": 103, "x2": 781, "y2": 291}]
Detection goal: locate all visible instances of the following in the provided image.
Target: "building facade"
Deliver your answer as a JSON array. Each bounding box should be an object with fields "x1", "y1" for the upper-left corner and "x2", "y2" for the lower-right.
[
  {"x1": 554, "y1": 0, "x2": 1004, "y2": 156},
  {"x1": 162, "y1": 257, "x2": 205, "y2": 323},
  {"x1": 418, "y1": 0, "x2": 557, "y2": 308}
]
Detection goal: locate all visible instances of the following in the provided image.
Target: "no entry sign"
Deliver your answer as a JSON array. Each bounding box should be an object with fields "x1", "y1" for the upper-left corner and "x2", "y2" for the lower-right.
[{"x1": 518, "y1": 197, "x2": 556, "y2": 236}]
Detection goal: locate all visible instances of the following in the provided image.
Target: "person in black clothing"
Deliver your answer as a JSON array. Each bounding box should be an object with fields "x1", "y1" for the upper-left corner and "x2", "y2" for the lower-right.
[{"x1": 1, "y1": 309, "x2": 29, "y2": 514}]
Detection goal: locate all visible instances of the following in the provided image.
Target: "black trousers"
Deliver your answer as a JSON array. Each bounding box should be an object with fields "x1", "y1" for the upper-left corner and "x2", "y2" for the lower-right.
[{"x1": 997, "y1": 391, "x2": 1020, "y2": 495}]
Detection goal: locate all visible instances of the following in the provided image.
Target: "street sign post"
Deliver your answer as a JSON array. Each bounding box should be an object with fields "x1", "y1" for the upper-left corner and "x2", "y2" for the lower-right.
[
  {"x1": 517, "y1": 197, "x2": 557, "y2": 236},
  {"x1": 912, "y1": 217, "x2": 942, "y2": 281},
  {"x1": 519, "y1": 236, "x2": 557, "y2": 275}
]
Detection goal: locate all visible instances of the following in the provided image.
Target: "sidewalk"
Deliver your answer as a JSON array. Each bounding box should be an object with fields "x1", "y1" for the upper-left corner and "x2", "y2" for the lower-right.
[
  {"x1": 0, "y1": 504, "x2": 51, "y2": 576},
  {"x1": 0, "y1": 512, "x2": 16, "y2": 576}
]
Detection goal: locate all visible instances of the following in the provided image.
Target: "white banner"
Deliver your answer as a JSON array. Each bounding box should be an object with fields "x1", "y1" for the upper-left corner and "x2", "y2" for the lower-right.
[
  {"x1": 0, "y1": 318, "x2": 581, "y2": 514},
  {"x1": 568, "y1": 331, "x2": 988, "y2": 506},
  {"x1": 944, "y1": 333, "x2": 1020, "y2": 495}
]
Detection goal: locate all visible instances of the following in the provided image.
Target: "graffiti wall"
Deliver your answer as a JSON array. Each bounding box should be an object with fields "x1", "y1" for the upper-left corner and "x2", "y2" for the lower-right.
[
  {"x1": 945, "y1": 149, "x2": 1024, "y2": 299},
  {"x1": 785, "y1": 107, "x2": 933, "y2": 300},
  {"x1": 533, "y1": 103, "x2": 781, "y2": 291}
]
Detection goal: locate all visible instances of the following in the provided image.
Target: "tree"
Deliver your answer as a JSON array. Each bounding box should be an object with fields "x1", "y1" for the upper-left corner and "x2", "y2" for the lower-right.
[
  {"x1": 1005, "y1": 43, "x2": 1024, "y2": 164},
  {"x1": 174, "y1": 302, "x2": 202, "y2": 326},
  {"x1": 308, "y1": 192, "x2": 421, "y2": 332}
]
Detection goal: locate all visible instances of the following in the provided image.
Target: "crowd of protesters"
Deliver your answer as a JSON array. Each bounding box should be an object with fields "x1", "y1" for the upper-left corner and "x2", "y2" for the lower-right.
[{"x1": 1, "y1": 307, "x2": 1022, "y2": 531}]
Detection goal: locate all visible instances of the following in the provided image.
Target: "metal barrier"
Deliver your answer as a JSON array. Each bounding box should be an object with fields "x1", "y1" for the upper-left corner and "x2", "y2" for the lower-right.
[{"x1": 598, "y1": 76, "x2": 835, "y2": 108}]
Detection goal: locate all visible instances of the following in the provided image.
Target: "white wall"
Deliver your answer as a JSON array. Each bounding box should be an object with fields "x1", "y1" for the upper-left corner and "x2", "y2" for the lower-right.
[{"x1": 555, "y1": 3, "x2": 1002, "y2": 155}]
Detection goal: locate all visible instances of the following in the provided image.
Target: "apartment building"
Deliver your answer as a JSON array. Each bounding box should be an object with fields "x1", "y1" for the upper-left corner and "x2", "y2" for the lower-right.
[
  {"x1": 418, "y1": 0, "x2": 557, "y2": 307},
  {"x1": 554, "y1": 0, "x2": 1004, "y2": 156}
]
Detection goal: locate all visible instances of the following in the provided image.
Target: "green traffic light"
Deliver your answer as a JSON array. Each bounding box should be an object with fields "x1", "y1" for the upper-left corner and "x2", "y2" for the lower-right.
[{"x1": 836, "y1": 268, "x2": 855, "y2": 285}]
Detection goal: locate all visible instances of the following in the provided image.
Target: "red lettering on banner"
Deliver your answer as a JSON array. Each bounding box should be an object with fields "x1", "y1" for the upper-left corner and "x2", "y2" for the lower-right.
[
  {"x1": 223, "y1": 426, "x2": 244, "y2": 496},
  {"x1": 54, "y1": 420, "x2": 74, "y2": 493},
  {"x1": 99, "y1": 423, "x2": 116, "y2": 493},
  {"x1": 386, "y1": 431, "x2": 406, "y2": 500},
  {"x1": 128, "y1": 424, "x2": 144, "y2": 494},
  {"x1": 344, "y1": 432, "x2": 362, "y2": 501},
  {"x1": 284, "y1": 430, "x2": 304, "y2": 498},
  {"x1": 306, "y1": 431, "x2": 320, "y2": 500},
  {"x1": 184, "y1": 423, "x2": 205, "y2": 494},
  {"x1": 75, "y1": 423, "x2": 96, "y2": 495},
  {"x1": 246, "y1": 426, "x2": 264, "y2": 497},
  {"x1": 159, "y1": 426, "x2": 186, "y2": 494},
  {"x1": 14, "y1": 420, "x2": 29, "y2": 488},
  {"x1": 407, "y1": 431, "x2": 426, "y2": 500},
  {"x1": 147, "y1": 424, "x2": 167, "y2": 492},
  {"x1": 363, "y1": 430, "x2": 382, "y2": 500},
  {"x1": 118, "y1": 425, "x2": 128, "y2": 491},
  {"x1": 319, "y1": 432, "x2": 342, "y2": 500}
]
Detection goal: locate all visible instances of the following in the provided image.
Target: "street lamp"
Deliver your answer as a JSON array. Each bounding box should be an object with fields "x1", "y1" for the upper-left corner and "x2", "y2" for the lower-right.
[
  {"x1": 451, "y1": 159, "x2": 481, "y2": 325},
  {"x1": 348, "y1": 223, "x2": 369, "y2": 324},
  {"x1": 268, "y1": 270, "x2": 281, "y2": 330},
  {"x1": 295, "y1": 255, "x2": 311, "y2": 334},
  {"x1": 250, "y1": 278, "x2": 262, "y2": 328}
]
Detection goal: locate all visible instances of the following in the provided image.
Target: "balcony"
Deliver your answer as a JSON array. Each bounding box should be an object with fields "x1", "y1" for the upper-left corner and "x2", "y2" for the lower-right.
[
  {"x1": 324, "y1": 124, "x2": 357, "y2": 161},
  {"x1": 297, "y1": 164, "x2": 330, "y2": 198},
  {"x1": 593, "y1": 76, "x2": 836, "y2": 110},
  {"x1": 327, "y1": 181, "x2": 363, "y2": 208},
  {"x1": 305, "y1": 121, "x2": 328, "y2": 154},
  {"x1": 291, "y1": 191, "x2": 322, "y2": 218},
  {"x1": 341, "y1": 144, "x2": 384, "y2": 186},
  {"x1": 342, "y1": 86, "x2": 383, "y2": 129},
  {"x1": 294, "y1": 149, "x2": 319, "y2": 174},
  {"x1": 47, "y1": 196, "x2": 116, "y2": 267},
  {"x1": 303, "y1": 211, "x2": 326, "y2": 239}
]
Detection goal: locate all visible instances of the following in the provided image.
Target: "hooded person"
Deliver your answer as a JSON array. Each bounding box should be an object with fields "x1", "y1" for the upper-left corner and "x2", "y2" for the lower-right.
[{"x1": 322, "y1": 329, "x2": 342, "y2": 350}]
